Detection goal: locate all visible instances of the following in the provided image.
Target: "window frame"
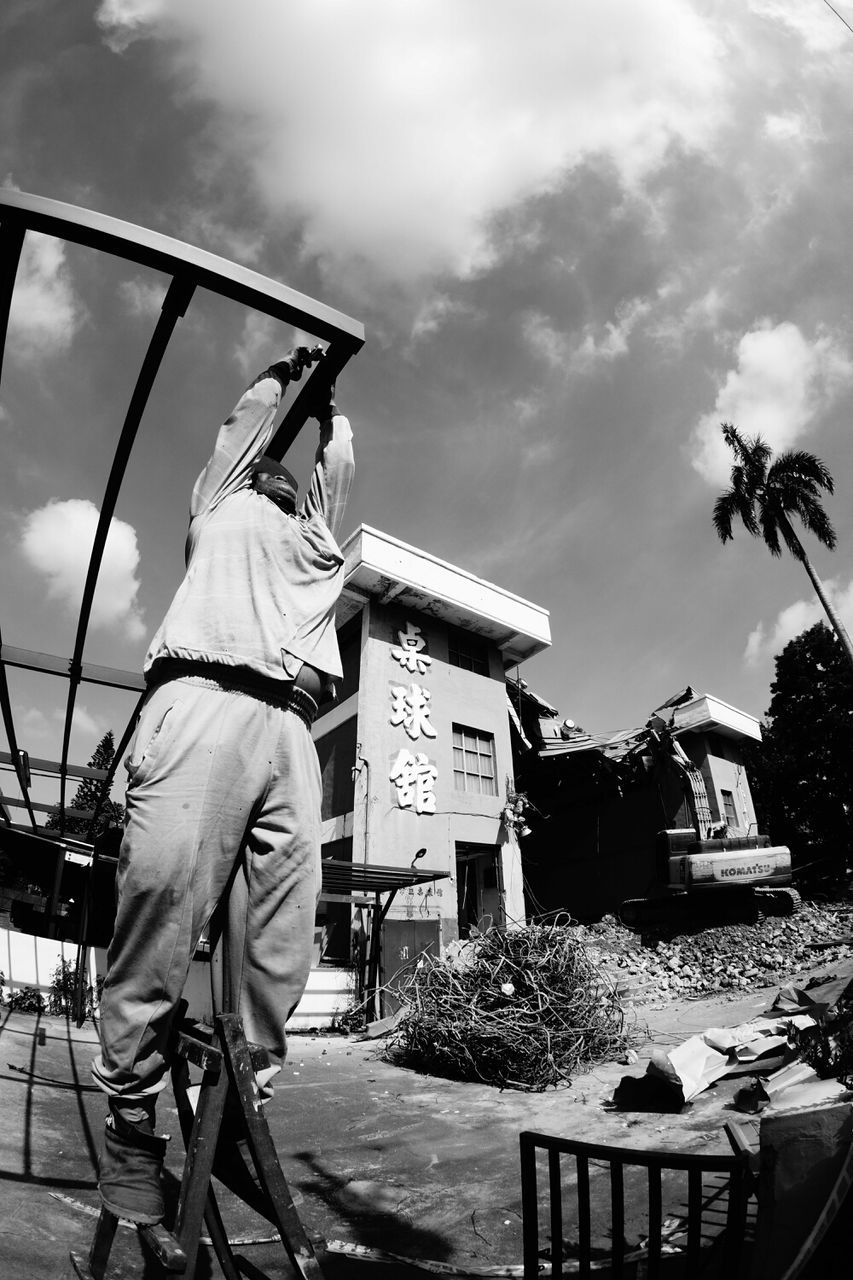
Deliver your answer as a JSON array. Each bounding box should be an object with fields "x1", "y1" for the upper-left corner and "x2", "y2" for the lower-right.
[{"x1": 452, "y1": 723, "x2": 498, "y2": 796}]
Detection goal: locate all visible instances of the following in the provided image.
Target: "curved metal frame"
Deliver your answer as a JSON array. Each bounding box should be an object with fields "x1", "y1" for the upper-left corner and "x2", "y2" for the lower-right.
[{"x1": 0, "y1": 188, "x2": 364, "y2": 840}]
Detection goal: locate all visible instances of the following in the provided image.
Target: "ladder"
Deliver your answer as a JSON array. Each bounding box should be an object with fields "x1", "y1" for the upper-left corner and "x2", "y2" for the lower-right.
[{"x1": 70, "y1": 1011, "x2": 325, "y2": 1279}]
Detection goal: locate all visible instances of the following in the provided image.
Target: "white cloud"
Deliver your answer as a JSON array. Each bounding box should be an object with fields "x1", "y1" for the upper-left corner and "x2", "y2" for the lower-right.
[
  {"x1": 651, "y1": 284, "x2": 730, "y2": 350},
  {"x1": 410, "y1": 294, "x2": 471, "y2": 344},
  {"x1": 95, "y1": 0, "x2": 726, "y2": 289},
  {"x1": 747, "y1": 0, "x2": 848, "y2": 55},
  {"x1": 118, "y1": 278, "x2": 167, "y2": 320},
  {"x1": 523, "y1": 311, "x2": 571, "y2": 369},
  {"x1": 18, "y1": 703, "x2": 104, "y2": 749},
  {"x1": 8, "y1": 232, "x2": 82, "y2": 360},
  {"x1": 568, "y1": 298, "x2": 652, "y2": 372},
  {"x1": 19, "y1": 499, "x2": 146, "y2": 641},
  {"x1": 690, "y1": 321, "x2": 853, "y2": 485},
  {"x1": 744, "y1": 578, "x2": 853, "y2": 665}
]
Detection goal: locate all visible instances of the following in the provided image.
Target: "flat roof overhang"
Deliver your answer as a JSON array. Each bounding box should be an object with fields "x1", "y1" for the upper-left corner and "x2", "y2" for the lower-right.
[
  {"x1": 337, "y1": 525, "x2": 551, "y2": 668},
  {"x1": 670, "y1": 694, "x2": 762, "y2": 742}
]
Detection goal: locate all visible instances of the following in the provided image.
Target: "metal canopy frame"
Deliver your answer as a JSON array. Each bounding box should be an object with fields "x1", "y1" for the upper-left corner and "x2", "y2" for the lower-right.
[
  {"x1": 319, "y1": 861, "x2": 450, "y2": 1021},
  {"x1": 0, "y1": 189, "x2": 364, "y2": 841}
]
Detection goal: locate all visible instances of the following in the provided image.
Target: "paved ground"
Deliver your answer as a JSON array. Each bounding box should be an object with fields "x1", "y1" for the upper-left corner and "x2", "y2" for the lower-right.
[{"x1": 0, "y1": 962, "x2": 849, "y2": 1279}]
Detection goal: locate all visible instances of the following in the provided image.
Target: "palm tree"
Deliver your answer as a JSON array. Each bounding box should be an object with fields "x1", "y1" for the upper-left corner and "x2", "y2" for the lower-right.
[{"x1": 713, "y1": 422, "x2": 853, "y2": 672}]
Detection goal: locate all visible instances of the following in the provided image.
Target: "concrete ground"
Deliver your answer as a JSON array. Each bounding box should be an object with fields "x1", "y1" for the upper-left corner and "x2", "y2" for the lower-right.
[{"x1": 0, "y1": 963, "x2": 850, "y2": 1280}]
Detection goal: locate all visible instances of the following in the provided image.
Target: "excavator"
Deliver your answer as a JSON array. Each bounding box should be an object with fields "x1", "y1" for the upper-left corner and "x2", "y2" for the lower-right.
[{"x1": 620, "y1": 723, "x2": 800, "y2": 928}]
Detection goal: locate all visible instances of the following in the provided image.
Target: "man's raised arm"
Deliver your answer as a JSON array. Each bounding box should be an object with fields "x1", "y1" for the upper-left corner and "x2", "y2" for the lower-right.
[
  {"x1": 302, "y1": 383, "x2": 354, "y2": 543},
  {"x1": 190, "y1": 346, "x2": 321, "y2": 519}
]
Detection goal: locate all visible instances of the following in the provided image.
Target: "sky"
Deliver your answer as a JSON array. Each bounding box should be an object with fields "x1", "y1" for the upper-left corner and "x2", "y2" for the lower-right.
[{"x1": 2, "y1": 0, "x2": 853, "y2": 814}]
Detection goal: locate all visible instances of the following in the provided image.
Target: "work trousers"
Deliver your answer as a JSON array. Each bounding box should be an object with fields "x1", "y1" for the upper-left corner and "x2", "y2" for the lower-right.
[{"x1": 92, "y1": 676, "x2": 321, "y2": 1100}]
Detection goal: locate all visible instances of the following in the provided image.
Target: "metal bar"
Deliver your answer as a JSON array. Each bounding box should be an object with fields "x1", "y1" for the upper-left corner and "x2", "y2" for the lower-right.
[
  {"x1": 0, "y1": 794, "x2": 95, "y2": 819},
  {"x1": 686, "y1": 1166, "x2": 702, "y2": 1273},
  {"x1": 611, "y1": 1161, "x2": 625, "y2": 1279},
  {"x1": 0, "y1": 189, "x2": 364, "y2": 345},
  {"x1": 577, "y1": 1153, "x2": 591, "y2": 1280},
  {"x1": 647, "y1": 1165, "x2": 662, "y2": 1278},
  {"x1": 0, "y1": 635, "x2": 38, "y2": 831},
  {"x1": 0, "y1": 214, "x2": 26, "y2": 390},
  {"x1": 724, "y1": 1162, "x2": 746, "y2": 1272},
  {"x1": 0, "y1": 645, "x2": 145, "y2": 691},
  {"x1": 548, "y1": 1147, "x2": 563, "y2": 1279},
  {"x1": 519, "y1": 1134, "x2": 541, "y2": 1280},
  {"x1": 0, "y1": 752, "x2": 108, "y2": 781},
  {"x1": 517, "y1": 1132, "x2": 741, "y2": 1172},
  {"x1": 58, "y1": 274, "x2": 195, "y2": 828}
]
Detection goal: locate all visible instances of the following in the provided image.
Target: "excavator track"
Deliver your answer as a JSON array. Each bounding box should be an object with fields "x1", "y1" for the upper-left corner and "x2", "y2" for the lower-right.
[{"x1": 754, "y1": 886, "x2": 802, "y2": 917}]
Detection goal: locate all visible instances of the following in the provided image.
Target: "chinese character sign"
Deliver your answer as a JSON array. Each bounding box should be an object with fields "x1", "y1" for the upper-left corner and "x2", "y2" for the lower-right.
[
  {"x1": 388, "y1": 619, "x2": 438, "y2": 815},
  {"x1": 389, "y1": 749, "x2": 437, "y2": 814},
  {"x1": 391, "y1": 621, "x2": 432, "y2": 675},
  {"x1": 389, "y1": 682, "x2": 437, "y2": 741}
]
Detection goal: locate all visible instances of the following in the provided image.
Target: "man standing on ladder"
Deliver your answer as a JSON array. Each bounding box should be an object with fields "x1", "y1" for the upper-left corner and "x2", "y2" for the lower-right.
[{"x1": 91, "y1": 345, "x2": 354, "y2": 1225}]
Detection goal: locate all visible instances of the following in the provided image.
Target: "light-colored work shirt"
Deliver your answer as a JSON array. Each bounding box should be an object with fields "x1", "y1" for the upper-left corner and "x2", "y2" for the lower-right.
[{"x1": 144, "y1": 371, "x2": 354, "y2": 686}]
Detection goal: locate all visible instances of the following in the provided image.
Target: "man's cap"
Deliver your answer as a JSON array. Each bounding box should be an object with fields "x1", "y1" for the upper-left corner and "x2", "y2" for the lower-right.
[{"x1": 253, "y1": 455, "x2": 298, "y2": 489}]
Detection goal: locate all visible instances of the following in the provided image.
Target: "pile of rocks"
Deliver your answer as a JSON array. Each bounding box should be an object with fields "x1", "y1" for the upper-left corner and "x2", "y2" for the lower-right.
[{"x1": 577, "y1": 901, "x2": 853, "y2": 1004}]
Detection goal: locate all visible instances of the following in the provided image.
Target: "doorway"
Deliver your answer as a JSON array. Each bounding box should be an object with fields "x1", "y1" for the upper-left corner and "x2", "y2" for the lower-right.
[{"x1": 455, "y1": 842, "x2": 502, "y2": 938}]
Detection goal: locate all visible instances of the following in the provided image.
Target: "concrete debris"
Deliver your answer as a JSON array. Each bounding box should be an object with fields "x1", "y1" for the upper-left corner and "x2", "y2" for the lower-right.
[{"x1": 577, "y1": 901, "x2": 853, "y2": 1003}]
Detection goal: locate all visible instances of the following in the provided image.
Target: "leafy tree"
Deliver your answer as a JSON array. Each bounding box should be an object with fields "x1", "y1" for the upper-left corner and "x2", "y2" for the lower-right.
[
  {"x1": 45, "y1": 730, "x2": 124, "y2": 839},
  {"x1": 713, "y1": 423, "x2": 853, "y2": 672},
  {"x1": 744, "y1": 623, "x2": 853, "y2": 883}
]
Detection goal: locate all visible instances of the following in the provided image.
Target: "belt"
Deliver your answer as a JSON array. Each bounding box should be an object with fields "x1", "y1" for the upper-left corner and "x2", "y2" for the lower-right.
[{"x1": 152, "y1": 659, "x2": 319, "y2": 728}]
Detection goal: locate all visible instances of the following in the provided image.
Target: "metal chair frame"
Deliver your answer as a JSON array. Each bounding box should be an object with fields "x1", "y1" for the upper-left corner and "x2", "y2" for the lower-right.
[{"x1": 520, "y1": 1129, "x2": 752, "y2": 1279}]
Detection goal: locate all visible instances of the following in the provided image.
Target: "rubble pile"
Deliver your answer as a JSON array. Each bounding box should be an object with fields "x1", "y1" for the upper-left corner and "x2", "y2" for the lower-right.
[{"x1": 581, "y1": 901, "x2": 853, "y2": 1003}]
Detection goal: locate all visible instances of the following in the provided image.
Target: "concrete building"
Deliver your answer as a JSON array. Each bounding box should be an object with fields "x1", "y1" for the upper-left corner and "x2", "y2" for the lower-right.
[
  {"x1": 311, "y1": 525, "x2": 550, "y2": 1000},
  {"x1": 513, "y1": 683, "x2": 763, "y2": 922}
]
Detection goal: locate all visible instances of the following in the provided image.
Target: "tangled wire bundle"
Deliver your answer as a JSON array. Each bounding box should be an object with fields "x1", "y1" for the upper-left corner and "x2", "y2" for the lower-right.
[{"x1": 385, "y1": 923, "x2": 635, "y2": 1091}]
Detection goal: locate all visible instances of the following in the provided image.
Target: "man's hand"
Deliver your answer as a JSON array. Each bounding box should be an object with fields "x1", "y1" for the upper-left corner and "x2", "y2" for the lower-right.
[{"x1": 272, "y1": 345, "x2": 324, "y2": 385}]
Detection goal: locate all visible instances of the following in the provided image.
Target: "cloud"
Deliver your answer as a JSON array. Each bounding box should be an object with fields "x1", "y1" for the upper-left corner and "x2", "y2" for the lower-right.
[
  {"x1": 8, "y1": 231, "x2": 82, "y2": 360},
  {"x1": 690, "y1": 321, "x2": 853, "y2": 485},
  {"x1": 744, "y1": 578, "x2": 853, "y2": 665},
  {"x1": 95, "y1": 0, "x2": 726, "y2": 288},
  {"x1": 568, "y1": 297, "x2": 652, "y2": 372},
  {"x1": 118, "y1": 278, "x2": 167, "y2": 320},
  {"x1": 19, "y1": 499, "x2": 146, "y2": 640},
  {"x1": 747, "y1": 0, "x2": 847, "y2": 55}
]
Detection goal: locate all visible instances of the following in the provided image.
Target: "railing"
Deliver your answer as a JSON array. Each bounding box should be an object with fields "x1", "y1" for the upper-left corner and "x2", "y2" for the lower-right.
[{"x1": 519, "y1": 1129, "x2": 752, "y2": 1279}]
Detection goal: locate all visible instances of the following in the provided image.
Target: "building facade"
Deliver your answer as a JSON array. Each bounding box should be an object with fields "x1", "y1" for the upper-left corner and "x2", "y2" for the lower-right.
[{"x1": 312, "y1": 525, "x2": 550, "y2": 981}]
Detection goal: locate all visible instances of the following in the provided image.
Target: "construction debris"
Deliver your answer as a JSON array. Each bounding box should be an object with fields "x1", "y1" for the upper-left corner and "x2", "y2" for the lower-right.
[
  {"x1": 384, "y1": 922, "x2": 637, "y2": 1091},
  {"x1": 580, "y1": 900, "x2": 853, "y2": 1003},
  {"x1": 612, "y1": 971, "x2": 853, "y2": 1113}
]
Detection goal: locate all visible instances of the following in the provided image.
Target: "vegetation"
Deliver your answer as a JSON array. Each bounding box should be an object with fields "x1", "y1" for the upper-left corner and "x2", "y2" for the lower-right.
[
  {"x1": 713, "y1": 423, "x2": 853, "y2": 671},
  {"x1": 8, "y1": 986, "x2": 46, "y2": 1013},
  {"x1": 745, "y1": 622, "x2": 853, "y2": 886},
  {"x1": 45, "y1": 729, "x2": 125, "y2": 838}
]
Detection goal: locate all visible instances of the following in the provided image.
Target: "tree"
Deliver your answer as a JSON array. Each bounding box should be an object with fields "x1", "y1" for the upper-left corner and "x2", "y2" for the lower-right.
[
  {"x1": 45, "y1": 730, "x2": 125, "y2": 839},
  {"x1": 743, "y1": 622, "x2": 853, "y2": 884},
  {"x1": 713, "y1": 422, "x2": 853, "y2": 672}
]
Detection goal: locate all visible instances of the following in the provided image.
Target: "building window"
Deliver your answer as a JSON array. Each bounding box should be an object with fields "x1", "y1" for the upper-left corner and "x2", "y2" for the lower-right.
[
  {"x1": 721, "y1": 789, "x2": 739, "y2": 830},
  {"x1": 452, "y1": 724, "x2": 497, "y2": 795},
  {"x1": 447, "y1": 625, "x2": 489, "y2": 677}
]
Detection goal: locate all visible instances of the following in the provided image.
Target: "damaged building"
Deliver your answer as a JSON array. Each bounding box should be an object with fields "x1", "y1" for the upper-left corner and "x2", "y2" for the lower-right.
[{"x1": 509, "y1": 683, "x2": 763, "y2": 922}]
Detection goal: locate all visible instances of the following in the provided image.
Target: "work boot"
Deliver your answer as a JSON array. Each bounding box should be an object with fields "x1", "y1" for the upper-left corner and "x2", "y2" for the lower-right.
[{"x1": 98, "y1": 1099, "x2": 169, "y2": 1224}]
